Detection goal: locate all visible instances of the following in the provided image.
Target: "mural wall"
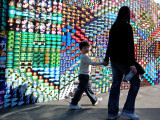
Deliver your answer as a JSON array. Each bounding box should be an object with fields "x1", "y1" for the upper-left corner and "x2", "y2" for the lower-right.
[
  {"x1": 0, "y1": 0, "x2": 7, "y2": 109},
  {"x1": 0, "y1": 0, "x2": 160, "y2": 109}
]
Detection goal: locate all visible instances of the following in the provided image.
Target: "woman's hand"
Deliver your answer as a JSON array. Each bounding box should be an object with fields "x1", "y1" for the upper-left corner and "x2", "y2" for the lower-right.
[
  {"x1": 102, "y1": 61, "x2": 109, "y2": 66},
  {"x1": 130, "y1": 65, "x2": 137, "y2": 75}
]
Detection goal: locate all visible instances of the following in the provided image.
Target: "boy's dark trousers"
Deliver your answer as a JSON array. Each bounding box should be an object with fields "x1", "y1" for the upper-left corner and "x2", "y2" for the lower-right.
[{"x1": 71, "y1": 74, "x2": 97, "y2": 105}]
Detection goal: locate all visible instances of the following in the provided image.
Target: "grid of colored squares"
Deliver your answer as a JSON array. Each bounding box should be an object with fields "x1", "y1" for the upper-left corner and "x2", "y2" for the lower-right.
[{"x1": 0, "y1": 0, "x2": 159, "y2": 109}]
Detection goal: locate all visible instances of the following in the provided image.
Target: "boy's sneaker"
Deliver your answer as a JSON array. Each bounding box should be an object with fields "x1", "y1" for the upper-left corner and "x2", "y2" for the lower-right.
[
  {"x1": 108, "y1": 111, "x2": 121, "y2": 120},
  {"x1": 69, "y1": 103, "x2": 82, "y2": 110},
  {"x1": 93, "y1": 97, "x2": 103, "y2": 106},
  {"x1": 122, "y1": 111, "x2": 139, "y2": 120}
]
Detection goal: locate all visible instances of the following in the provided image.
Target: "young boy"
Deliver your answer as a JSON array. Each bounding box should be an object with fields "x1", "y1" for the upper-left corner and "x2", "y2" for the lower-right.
[{"x1": 70, "y1": 41, "x2": 107, "y2": 110}]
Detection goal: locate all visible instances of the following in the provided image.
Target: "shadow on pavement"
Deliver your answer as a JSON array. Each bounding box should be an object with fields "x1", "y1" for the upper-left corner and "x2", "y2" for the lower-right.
[{"x1": 0, "y1": 104, "x2": 160, "y2": 120}]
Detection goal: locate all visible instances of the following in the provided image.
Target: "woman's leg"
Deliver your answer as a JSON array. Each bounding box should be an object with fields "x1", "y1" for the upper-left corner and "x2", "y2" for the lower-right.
[
  {"x1": 108, "y1": 62, "x2": 123, "y2": 115},
  {"x1": 123, "y1": 74, "x2": 140, "y2": 113}
]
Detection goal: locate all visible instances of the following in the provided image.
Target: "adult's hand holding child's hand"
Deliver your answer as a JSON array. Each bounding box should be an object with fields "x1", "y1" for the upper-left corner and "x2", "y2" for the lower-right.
[{"x1": 102, "y1": 61, "x2": 108, "y2": 66}]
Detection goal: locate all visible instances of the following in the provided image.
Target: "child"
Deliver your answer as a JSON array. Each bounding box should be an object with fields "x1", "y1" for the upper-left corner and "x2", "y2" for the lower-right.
[{"x1": 70, "y1": 41, "x2": 107, "y2": 110}]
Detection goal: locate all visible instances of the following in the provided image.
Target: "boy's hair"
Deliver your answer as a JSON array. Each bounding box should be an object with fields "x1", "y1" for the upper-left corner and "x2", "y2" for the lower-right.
[{"x1": 79, "y1": 41, "x2": 90, "y2": 50}]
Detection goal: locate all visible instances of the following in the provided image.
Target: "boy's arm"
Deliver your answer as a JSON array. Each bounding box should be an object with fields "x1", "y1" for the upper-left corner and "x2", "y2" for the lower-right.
[{"x1": 82, "y1": 55, "x2": 103, "y2": 66}]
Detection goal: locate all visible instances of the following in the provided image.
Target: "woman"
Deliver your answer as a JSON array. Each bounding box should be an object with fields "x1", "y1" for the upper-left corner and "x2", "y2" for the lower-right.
[{"x1": 104, "y1": 6, "x2": 140, "y2": 120}]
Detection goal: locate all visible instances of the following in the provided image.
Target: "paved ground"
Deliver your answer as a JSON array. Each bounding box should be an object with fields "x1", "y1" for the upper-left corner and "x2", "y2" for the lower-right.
[{"x1": 0, "y1": 85, "x2": 160, "y2": 120}]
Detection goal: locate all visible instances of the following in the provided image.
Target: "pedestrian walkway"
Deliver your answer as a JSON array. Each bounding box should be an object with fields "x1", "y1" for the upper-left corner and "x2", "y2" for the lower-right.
[{"x1": 0, "y1": 85, "x2": 160, "y2": 120}]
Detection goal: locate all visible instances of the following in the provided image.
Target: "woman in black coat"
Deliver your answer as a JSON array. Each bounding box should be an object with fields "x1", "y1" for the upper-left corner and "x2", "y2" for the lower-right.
[{"x1": 104, "y1": 6, "x2": 140, "y2": 120}]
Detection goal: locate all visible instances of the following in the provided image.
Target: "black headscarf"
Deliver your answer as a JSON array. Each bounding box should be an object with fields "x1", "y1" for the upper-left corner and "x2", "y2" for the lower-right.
[{"x1": 112, "y1": 6, "x2": 130, "y2": 29}]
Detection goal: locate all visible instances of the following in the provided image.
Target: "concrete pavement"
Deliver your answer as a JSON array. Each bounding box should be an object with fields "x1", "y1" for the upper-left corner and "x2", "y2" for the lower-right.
[{"x1": 0, "y1": 85, "x2": 160, "y2": 120}]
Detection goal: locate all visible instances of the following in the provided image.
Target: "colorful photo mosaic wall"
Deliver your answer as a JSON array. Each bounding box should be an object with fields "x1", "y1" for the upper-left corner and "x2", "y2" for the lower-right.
[{"x1": 0, "y1": 0, "x2": 160, "y2": 109}]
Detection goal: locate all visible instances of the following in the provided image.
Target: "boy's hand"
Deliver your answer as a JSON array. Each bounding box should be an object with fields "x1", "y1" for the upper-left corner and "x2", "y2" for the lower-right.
[{"x1": 102, "y1": 61, "x2": 108, "y2": 66}]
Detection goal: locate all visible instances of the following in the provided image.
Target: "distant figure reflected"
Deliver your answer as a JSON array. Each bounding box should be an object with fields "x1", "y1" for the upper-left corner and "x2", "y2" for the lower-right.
[{"x1": 103, "y1": 6, "x2": 140, "y2": 120}]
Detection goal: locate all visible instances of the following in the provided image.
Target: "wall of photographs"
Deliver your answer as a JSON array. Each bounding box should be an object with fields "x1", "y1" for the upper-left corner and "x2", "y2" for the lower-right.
[{"x1": 0, "y1": 0, "x2": 159, "y2": 109}]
